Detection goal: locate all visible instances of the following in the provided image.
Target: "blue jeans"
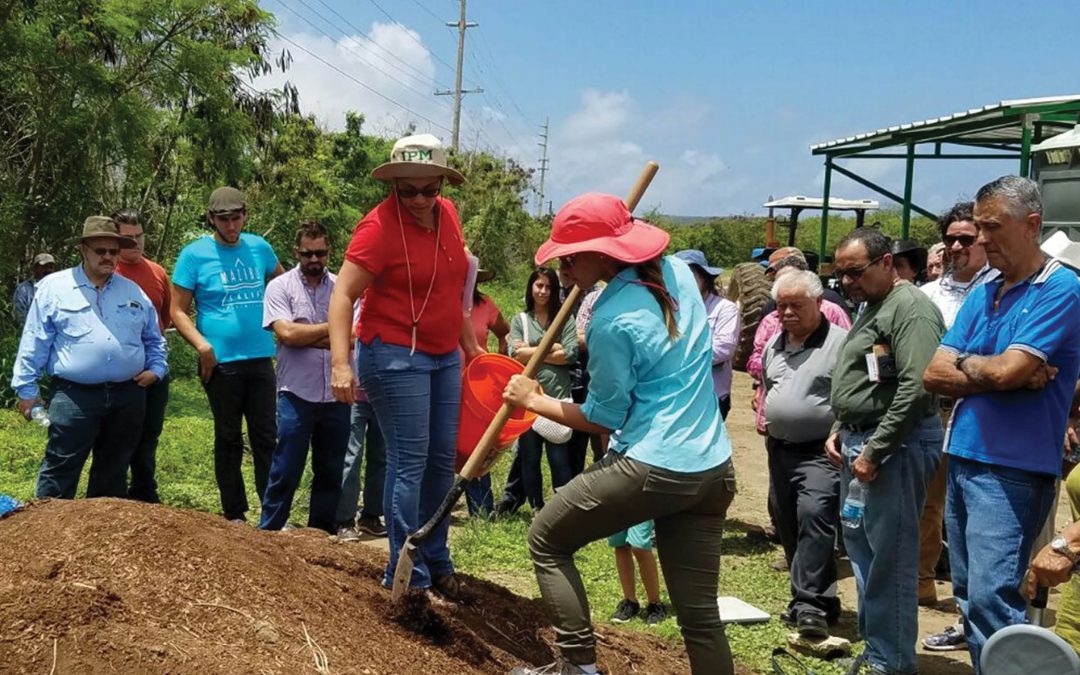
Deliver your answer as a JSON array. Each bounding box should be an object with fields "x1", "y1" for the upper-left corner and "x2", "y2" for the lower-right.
[
  {"x1": 945, "y1": 456, "x2": 1056, "y2": 674},
  {"x1": 465, "y1": 475, "x2": 494, "y2": 516},
  {"x1": 357, "y1": 338, "x2": 461, "y2": 589},
  {"x1": 38, "y1": 379, "x2": 145, "y2": 499},
  {"x1": 501, "y1": 429, "x2": 575, "y2": 511},
  {"x1": 335, "y1": 398, "x2": 387, "y2": 524},
  {"x1": 128, "y1": 373, "x2": 169, "y2": 503},
  {"x1": 840, "y1": 415, "x2": 942, "y2": 674},
  {"x1": 259, "y1": 392, "x2": 349, "y2": 533}
]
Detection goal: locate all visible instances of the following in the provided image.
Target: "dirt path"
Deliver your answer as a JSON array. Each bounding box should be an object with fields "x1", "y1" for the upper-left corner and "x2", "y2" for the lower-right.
[{"x1": 724, "y1": 371, "x2": 1072, "y2": 674}]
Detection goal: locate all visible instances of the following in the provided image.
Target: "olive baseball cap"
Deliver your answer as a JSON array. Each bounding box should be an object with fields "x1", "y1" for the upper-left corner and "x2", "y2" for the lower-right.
[
  {"x1": 207, "y1": 186, "x2": 246, "y2": 214},
  {"x1": 80, "y1": 216, "x2": 136, "y2": 248}
]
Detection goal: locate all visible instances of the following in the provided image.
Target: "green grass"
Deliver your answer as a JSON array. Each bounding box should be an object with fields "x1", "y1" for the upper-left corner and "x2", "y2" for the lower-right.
[{"x1": 0, "y1": 363, "x2": 855, "y2": 673}]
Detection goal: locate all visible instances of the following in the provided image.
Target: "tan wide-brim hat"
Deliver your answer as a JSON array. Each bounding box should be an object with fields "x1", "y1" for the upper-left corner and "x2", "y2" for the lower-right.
[
  {"x1": 79, "y1": 216, "x2": 137, "y2": 249},
  {"x1": 371, "y1": 133, "x2": 465, "y2": 186}
]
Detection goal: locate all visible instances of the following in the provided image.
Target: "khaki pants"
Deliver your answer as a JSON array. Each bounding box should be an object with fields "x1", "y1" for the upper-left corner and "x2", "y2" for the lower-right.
[
  {"x1": 918, "y1": 408, "x2": 951, "y2": 603},
  {"x1": 528, "y1": 452, "x2": 736, "y2": 674}
]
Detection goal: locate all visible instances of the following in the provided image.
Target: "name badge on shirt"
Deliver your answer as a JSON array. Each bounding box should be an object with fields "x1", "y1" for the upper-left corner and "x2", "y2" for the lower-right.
[{"x1": 866, "y1": 343, "x2": 897, "y2": 383}]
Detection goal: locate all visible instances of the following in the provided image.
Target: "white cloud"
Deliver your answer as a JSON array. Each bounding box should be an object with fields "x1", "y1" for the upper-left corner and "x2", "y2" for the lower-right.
[{"x1": 253, "y1": 24, "x2": 455, "y2": 139}]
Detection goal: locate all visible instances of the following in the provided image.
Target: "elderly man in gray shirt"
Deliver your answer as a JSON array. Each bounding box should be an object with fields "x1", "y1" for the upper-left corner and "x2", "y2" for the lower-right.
[{"x1": 762, "y1": 270, "x2": 849, "y2": 640}]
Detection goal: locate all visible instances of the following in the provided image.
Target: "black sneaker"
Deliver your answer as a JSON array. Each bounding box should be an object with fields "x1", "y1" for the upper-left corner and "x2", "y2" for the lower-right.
[
  {"x1": 779, "y1": 608, "x2": 797, "y2": 627},
  {"x1": 610, "y1": 599, "x2": 640, "y2": 623},
  {"x1": 643, "y1": 602, "x2": 667, "y2": 625},
  {"x1": 357, "y1": 515, "x2": 387, "y2": 537}
]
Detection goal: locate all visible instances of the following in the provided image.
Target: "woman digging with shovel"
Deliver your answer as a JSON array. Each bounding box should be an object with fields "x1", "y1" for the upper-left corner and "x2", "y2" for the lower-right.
[{"x1": 502, "y1": 192, "x2": 738, "y2": 675}]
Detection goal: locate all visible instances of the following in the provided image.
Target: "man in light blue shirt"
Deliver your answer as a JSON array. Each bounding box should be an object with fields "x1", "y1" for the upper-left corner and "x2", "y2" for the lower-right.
[
  {"x1": 11, "y1": 216, "x2": 167, "y2": 499},
  {"x1": 12, "y1": 253, "x2": 56, "y2": 324}
]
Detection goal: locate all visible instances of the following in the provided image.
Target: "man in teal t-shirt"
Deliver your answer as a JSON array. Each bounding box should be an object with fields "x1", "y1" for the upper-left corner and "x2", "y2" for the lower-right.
[{"x1": 170, "y1": 187, "x2": 283, "y2": 522}]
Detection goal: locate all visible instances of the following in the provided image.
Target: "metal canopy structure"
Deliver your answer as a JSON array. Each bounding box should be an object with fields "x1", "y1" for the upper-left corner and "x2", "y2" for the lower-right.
[
  {"x1": 809, "y1": 95, "x2": 1080, "y2": 257},
  {"x1": 762, "y1": 195, "x2": 879, "y2": 247}
]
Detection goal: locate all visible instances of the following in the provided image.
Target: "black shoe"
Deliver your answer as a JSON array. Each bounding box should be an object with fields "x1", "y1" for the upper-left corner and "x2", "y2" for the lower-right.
[
  {"x1": 779, "y1": 608, "x2": 797, "y2": 627},
  {"x1": 494, "y1": 499, "x2": 519, "y2": 517},
  {"x1": 643, "y1": 602, "x2": 667, "y2": 625},
  {"x1": 797, "y1": 613, "x2": 829, "y2": 640},
  {"x1": 610, "y1": 599, "x2": 640, "y2": 623},
  {"x1": 357, "y1": 515, "x2": 387, "y2": 537}
]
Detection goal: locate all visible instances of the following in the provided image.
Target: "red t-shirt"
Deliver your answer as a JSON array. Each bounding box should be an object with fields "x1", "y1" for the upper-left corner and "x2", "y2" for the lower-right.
[
  {"x1": 116, "y1": 257, "x2": 172, "y2": 333},
  {"x1": 345, "y1": 195, "x2": 468, "y2": 354}
]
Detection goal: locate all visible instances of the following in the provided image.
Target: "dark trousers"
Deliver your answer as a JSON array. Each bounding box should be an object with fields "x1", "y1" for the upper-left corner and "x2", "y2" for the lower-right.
[
  {"x1": 259, "y1": 392, "x2": 349, "y2": 533},
  {"x1": 767, "y1": 436, "x2": 841, "y2": 621},
  {"x1": 37, "y1": 379, "x2": 145, "y2": 499},
  {"x1": 202, "y1": 358, "x2": 276, "y2": 520},
  {"x1": 501, "y1": 429, "x2": 574, "y2": 511},
  {"x1": 128, "y1": 374, "x2": 170, "y2": 503},
  {"x1": 718, "y1": 395, "x2": 731, "y2": 421}
]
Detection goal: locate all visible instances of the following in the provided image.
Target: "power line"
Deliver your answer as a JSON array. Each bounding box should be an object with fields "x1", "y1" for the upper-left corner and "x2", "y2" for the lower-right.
[
  {"x1": 407, "y1": 0, "x2": 446, "y2": 24},
  {"x1": 309, "y1": 0, "x2": 450, "y2": 90},
  {"x1": 364, "y1": 0, "x2": 462, "y2": 77},
  {"x1": 274, "y1": 0, "x2": 452, "y2": 111},
  {"x1": 273, "y1": 30, "x2": 453, "y2": 134},
  {"x1": 471, "y1": 27, "x2": 533, "y2": 128}
]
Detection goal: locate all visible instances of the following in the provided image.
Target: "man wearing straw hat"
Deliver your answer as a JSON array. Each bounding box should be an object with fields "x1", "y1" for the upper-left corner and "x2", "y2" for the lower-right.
[
  {"x1": 328, "y1": 134, "x2": 482, "y2": 601},
  {"x1": 11, "y1": 216, "x2": 167, "y2": 499}
]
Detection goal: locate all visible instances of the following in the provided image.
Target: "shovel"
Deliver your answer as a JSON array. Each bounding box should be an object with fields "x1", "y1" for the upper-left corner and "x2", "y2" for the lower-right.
[{"x1": 390, "y1": 160, "x2": 661, "y2": 603}]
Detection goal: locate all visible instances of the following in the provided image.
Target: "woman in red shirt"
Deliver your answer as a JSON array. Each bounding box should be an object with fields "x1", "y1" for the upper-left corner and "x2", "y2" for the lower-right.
[{"x1": 329, "y1": 134, "x2": 483, "y2": 601}]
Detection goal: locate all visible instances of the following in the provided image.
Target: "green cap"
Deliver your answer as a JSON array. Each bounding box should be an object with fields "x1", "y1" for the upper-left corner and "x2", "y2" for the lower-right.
[
  {"x1": 80, "y1": 216, "x2": 136, "y2": 248},
  {"x1": 208, "y1": 186, "x2": 246, "y2": 214}
]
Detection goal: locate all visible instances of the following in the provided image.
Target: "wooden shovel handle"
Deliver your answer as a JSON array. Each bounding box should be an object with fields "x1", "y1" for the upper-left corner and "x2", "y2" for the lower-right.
[{"x1": 458, "y1": 161, "x2": 659, "y2": 480}]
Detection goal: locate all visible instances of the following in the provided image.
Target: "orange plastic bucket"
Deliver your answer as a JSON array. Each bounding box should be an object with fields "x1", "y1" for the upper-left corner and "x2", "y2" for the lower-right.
[{"x1": 456, "y1": 353, "x2": 537, "y2": 473}]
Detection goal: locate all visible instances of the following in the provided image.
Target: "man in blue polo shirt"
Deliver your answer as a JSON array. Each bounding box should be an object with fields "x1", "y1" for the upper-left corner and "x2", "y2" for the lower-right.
[{"x1": 923, "y1": 175, "x2": 1080, "y2": 673}]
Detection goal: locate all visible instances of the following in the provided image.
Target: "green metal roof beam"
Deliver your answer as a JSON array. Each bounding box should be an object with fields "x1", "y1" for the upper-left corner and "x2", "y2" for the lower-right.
[
  {"x1": 848, "y1": 153, "x2": 1022, "y2": 160},
  {"x1": 814, "y1": 117, "x2": 1020, "y2": 156},
  {"x1": 829, "y1": 162, "x2": 938, "y2": 220}
]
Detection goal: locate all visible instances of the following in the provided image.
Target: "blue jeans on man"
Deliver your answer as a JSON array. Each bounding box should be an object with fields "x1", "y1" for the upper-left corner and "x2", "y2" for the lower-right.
[
  {"x1": 335, "y1": 399, "x2": 386, "y2": 526},
  {"x1": 357, "y1": 338, "x2": 461, "y2": 589},
  {"x1": 128, "y1": 374, "x2": 169, "y2": 503},
  {"x1": 499, "y1": 429, "x2": 575, "y2": 512},
  {"x1": 259, "y1": 391, "x2": 349, "y2": 533},
  {"x1": 945, "y1": 456, "x2": 1056, "y2": 673},
  {"x1": 38, "y1": 379, "x2": 146, "y2": 499},
  {"x1": 840, "y1": 415, "x2": 943, "y2": 674}
]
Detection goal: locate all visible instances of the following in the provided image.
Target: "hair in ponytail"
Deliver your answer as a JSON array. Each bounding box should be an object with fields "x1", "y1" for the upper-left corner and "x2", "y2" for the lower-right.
[{"x1": 635, "y1": 256, "x2": 680, "y2": 340}]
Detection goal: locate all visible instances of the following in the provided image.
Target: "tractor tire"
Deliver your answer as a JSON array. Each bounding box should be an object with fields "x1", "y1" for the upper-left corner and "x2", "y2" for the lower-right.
[{"x1": 727, "y1": 262, "x2": 772, "y2": 372}]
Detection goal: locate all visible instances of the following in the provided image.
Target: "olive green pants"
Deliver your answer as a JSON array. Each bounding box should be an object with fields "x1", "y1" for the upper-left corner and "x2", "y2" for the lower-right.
[{"x1": 527, "y1": 451, "x2": 737, "y2": 674}]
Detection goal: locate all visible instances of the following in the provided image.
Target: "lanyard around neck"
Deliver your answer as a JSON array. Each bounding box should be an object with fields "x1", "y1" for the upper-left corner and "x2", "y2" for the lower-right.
[{"x1": 396, "y1": 200, "x2": 441, "y2": 355}]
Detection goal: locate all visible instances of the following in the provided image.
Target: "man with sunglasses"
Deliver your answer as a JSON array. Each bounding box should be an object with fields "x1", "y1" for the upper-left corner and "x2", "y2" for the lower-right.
[
  {"x1": 917, "y1": 202, "x2": 999, "y2": 648},
  {"x1": 826, "y1": 227, "x2": 945, "y2": 675},
  {"x1": 171, "y1": 187, "x2": 284, "y2": 523},
  {"x1": 258, "y1": 221, "x2": 348, "y2": 532},
  {"x1": 11, "y1": 216, "x2": 167, "y2": 499}
]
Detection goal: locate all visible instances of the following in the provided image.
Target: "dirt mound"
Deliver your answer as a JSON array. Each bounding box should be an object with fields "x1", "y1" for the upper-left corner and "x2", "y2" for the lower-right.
[{"x1": 0, "y1": 499, "x2": 690, "y2": 674}]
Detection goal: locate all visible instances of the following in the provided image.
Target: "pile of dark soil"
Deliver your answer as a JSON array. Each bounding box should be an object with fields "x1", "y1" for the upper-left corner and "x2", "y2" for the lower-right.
[{"x1": 0, "y1": 499, "x2": 691, "y2": 674}]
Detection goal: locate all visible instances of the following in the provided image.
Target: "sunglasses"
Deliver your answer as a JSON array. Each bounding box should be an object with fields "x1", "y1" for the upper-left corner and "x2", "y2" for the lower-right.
[
  {"x1": 298, "y1": 249, "x2": 328, "y2": 259},
  {"x1": 943, "y1": 234, "x2": 977, "y2": 248},
  {"x1": 90, "y1": 247, "x2": 120, "y2": 257},
  {"x1": 833, "y1": 254, "x2": 885, "y2": 281},
  {"x1": 396, "y1": 184, "x2": 441, "y2": 199},
  {"x1": 558, "y1": 255, "x2": 576, "y2": 269}
]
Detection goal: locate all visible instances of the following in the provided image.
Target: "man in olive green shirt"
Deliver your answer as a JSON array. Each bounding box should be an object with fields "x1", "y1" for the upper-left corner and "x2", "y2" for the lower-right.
[{"x1": 825, "y1": 227, "x2": 945, "y2": 675}]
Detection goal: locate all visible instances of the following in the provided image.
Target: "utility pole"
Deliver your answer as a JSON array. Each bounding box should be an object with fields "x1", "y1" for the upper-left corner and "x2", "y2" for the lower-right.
[
  {"x1": 536, "y1": 117, "x2": 549, "y2": 219},
  {"x1": 435, "y1": 0, "x2": 481, "y2": 151}
]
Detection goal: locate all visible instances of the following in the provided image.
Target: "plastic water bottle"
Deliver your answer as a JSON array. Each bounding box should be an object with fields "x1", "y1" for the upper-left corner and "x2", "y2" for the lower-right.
[
  {"x1": 0, "y1": 494, "x2": 21, "y2": 516},
  {"x1": 29, "y1": 405, "x2": 50, "y2": 428},
  {"x1": 841, "y1": 478, "x2": 866, "y2": 529}
]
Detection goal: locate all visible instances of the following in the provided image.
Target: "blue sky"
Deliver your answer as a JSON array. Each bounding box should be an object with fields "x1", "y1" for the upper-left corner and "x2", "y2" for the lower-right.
[{"x1": 257, "y1": 1, "x2": 1080, "y2": 217}]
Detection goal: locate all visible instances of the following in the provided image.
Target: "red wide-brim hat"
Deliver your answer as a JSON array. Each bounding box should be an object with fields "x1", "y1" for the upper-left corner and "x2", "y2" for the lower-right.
[{"x1": 535, "y1": 193, "x2": 670, "y2": 265}]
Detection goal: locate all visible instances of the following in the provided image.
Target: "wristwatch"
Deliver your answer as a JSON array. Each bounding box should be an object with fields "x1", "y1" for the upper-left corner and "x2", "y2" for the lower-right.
[
  {"x1": 1051, "y1": 536, "x2": 1080, "y2": 566},
  {"x1": 954, "y1": 353, "x2": 971, "y2": 371}
]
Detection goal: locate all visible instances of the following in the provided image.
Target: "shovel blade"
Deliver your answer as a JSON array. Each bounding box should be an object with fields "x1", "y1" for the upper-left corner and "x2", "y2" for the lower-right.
[{"x1": 390, "y1": 537, "x2": 419, "y2": 604}]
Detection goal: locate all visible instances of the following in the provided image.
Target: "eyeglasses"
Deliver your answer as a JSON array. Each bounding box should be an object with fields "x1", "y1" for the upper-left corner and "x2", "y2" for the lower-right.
[
  {"x1": 558, "y1": 255, "x2": 576, "y2": 269},
  {"x1": 91, "y1": 247, "x2": 120, "y2": 257},
  {"x1": 396, "y1": 184, "x2": 441, "y2": 199},
  {"x1": 833, "y1": 254, "x2": 885, "y2": 280},
  {"x1": 943, "y1": 234, "x2": 976, "y2": 248},
  {"x1": 298, "y1": 249, "x2": 328, "y2": 259}
]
